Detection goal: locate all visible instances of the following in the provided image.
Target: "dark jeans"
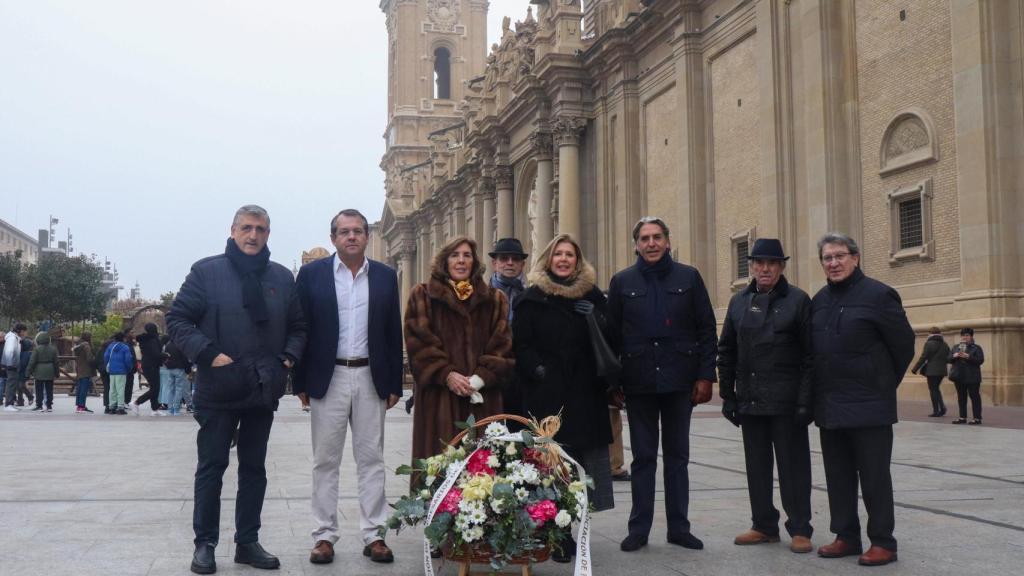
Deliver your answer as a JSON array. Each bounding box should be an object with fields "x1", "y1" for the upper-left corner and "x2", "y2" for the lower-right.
[
  {"x1": 819, "y1": 426, "x2": 896, "y2": 551},
  {"x1": 34, "y1": 380, "x2": 54, "y2": 409},
  {"x1": 953, "y1": 380, "x2": 982, "y2": 420},
  {"x1": 740, "y1": 414, "x2": 813, "y2": 538},
  {"x1": 76, "y1": 377, "x2": 93, "y2": 407},
  {"x1": 124, "y1": 372, "x2": 135, "y2": 404},
  {"x1": 100, "y1": 373, "x2": 110, "y2": 408},
  {"x1": 135, "y1": 364, "x2": 162, "y2": 410},
  {"x1": 926, "y1": 375, "x2": 946, "y2": 414},
  {"x1": 625, "y1": 391, "x2": 693, "y2": 537},
  {"x1": 193, "y1": 407, "x2": 274, "y2": 547}
]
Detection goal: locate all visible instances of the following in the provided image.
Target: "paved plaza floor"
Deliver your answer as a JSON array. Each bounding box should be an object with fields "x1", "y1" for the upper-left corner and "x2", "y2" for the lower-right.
[{"x1": 1, "y1": 393, "x2": 1021, "y2": 576}]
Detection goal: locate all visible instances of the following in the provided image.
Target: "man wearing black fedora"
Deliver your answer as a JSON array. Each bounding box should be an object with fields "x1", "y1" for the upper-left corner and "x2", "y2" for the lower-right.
[
  {"x1": 717, "y1": 238, "x2": 815, "y2": 554},
  {"x1": 488, "y1": 238, "x2": 528, "y2": 418}
]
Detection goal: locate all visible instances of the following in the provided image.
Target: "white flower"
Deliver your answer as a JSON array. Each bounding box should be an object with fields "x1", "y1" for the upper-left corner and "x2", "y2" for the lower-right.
[
  {"x1": 505, "y1": 442, "x2": 518, "y2": 456},
  {"x1": 485, "y1": 422, "x2": 510, "y2": 438},
  {"x1": 568, "y1": 481, "x2": 585, "y2": 494},
  {"x1": 445, "y1": 462, "x2": 463, "y2": 479},
  {"x1": 463, "y1": 525, "x2": 485, "y2": 543},
  {"x1": 555, "y1": 509, "x2": 572, "y2": 528},
  {"x1": 514, "y1": 487, "x2": 529, "y2": 501},
  {"x1": 420, "y1": 489, "x2": 431, "y2": 499},
  {"x1": 487, "y1": 454, "x2": 501, "y2": 469},
  {"x1": 490, "y1": 498, "x2": 504, "y2": 514},
  {"x1": 459, "y1": 499, "x2": 485, "y2": 517}
]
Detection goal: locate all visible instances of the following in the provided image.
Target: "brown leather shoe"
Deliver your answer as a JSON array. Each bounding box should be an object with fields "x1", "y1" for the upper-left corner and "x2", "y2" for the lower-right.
[
  {"x1": 733, "y1": 529, "x2": 780, "y2": 545},
  {"x1": 363, "y1": 540, "x2": 395, "y2": 563},
  {"x1": 309, "y1": 540, "x2": 334, "y2": 564},
  {"x1": 817, "y1": 538, "x2": 863, "y2": 558},
  {"x1": 858, "y1": 545, "x2": 898, "y2": 566},
  {"x1": 790, "y1": 535, "x2": 813, "y2": 553}
]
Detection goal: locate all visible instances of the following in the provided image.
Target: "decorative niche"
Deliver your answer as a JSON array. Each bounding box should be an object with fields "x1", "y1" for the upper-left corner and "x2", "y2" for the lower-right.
[{"x1": 879, "y1": 108, "x2": 939, "y2": 176}]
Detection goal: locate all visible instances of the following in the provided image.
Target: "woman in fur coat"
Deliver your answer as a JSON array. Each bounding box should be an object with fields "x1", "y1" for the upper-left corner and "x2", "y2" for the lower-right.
[
  {"x1": 512, "y1": 234, "x2": 615, "y2": 560},
  {"x1": 404, "y1": 236, "x2": 515, "y2": 466}
]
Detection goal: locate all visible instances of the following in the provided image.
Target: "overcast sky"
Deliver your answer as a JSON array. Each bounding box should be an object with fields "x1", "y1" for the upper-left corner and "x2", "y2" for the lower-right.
[{"x1": 0, "y1": 0, "x2": 533, "y2": 299}]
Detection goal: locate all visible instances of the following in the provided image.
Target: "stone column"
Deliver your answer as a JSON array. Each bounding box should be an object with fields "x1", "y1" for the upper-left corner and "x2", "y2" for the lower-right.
[
  {"x1": 554, "y1": 116, "x2": 585, "y2": 238},
  {"x1": 495, "y1": 166, "x2": 515, "y2": 239},
  {"x1": 399, "y1": 246, "x2": 414, "y2": 316},
  {"x1": 530, "y1": 131, "x2": 554, "y2": 251},
  {"x1": 418, "y1": 223, "x2": 431, "y2": 281},
  {"x1": 480, "y1": 177, "x2": 497, "y2": 253}
]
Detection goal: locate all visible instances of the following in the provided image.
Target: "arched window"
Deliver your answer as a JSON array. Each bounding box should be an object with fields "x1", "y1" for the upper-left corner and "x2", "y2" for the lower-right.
[{"x1": 434, "y1": 47, "x2": 451, "y2": 99}]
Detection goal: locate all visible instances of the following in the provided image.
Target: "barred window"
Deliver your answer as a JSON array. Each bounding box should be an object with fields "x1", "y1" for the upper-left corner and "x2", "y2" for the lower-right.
[
  {"x1": 898, "y1": 198, "x2": 923, "y2": 249},
  {"x1": 736, "y1": 240, "x2": 749, "y2": 279}
]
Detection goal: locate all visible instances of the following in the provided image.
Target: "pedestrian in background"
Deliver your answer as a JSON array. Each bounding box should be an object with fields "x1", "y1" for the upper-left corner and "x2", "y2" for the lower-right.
[
  {"x1": 2, "y1": 323, "x2": 28, "y2": 411},
  {"x1": 130, "y1": 322, "x2": 165, "y2": 415},
  {"x1": 96, "y1": 337, "x2": 113, "y2": 414},
  {"x1": 74, "y1": 332, "x2": 96, "y2": 413},
  {"x1": 104, "y1": 332, "x2": 134, "y2": 415},
  {"x1": 17, "y1": 335, "x2": 35, "y2": 406},
  {"x1": 27, "y1": 331, "x2": 58, "y2": 412},
  {"x1": 123, "y1": 329, "x2": 139, "y2": 405},
  {"x1": 160, "y1": 334, "x2": 191, "y2": 415},
  {"x1": 948, "y1": 327, "x2": 984, "y2": 425},
  {"x1": 911, "y1": 327, "x2": 949, "y2": 417}
]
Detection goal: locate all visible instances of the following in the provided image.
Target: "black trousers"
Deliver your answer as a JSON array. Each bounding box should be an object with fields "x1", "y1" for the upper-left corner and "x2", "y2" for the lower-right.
[
  {"x1": 100, "y1": 373, "x2": 111, "y2": 408},
  {"x1": 193, "y1": 407, "x2": 274, "y2": 547},
  {"x1": 135, "y1": 364, "x2": 162, "y2": 410},
  {"x1": 34, "y1": 380, "x2": 54, "y2": 409},
  {"x1": 819, "y1": 426, "x2": 896, "y2": 551},
  {"x1": 926, "y1": 376, "x2": 946, "y2": 414},
  {"x1": 953, "y1": 381, "x2": 982, "y2": 420},
  {"x1": 625, "y1": 391, "x2": 693, "y2": 537},
  {"x1": 740, "y1": 415, "x2": 813, "y2": 538},
  {"x1": 124, "y1": 372, "x2": 135, "y2": 404}
]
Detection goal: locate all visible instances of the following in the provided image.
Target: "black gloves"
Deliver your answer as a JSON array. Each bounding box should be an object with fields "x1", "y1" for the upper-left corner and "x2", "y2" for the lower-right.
[
  {"x1": 533, "y1": 365, "x2": 546, "y2": 380},
  {"x1": 573, "y1": 300, "x2": 594, "y2": 315},
  {"x1": 794, "y1": 406, "x2": 814, "y2": 427},
  {"x1": 722, "y1": 399, "x2": 741, "y2": 427}
]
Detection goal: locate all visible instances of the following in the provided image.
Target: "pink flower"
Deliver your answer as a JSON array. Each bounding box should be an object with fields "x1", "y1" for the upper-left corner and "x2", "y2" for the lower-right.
[
  {"x1": 438, "y1": 488, "x2": 462, "y2": 515},
  {"x1": 526, "y1": 500, "x2": 558, "y2": 526},
  {"x1": 466, "y1": 449, "x2": 496, "y2": 476}
]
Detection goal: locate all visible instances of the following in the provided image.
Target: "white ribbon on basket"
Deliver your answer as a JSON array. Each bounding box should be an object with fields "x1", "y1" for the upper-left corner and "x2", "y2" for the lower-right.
[{"x1": 422, "y1": 432, "x2": 593, "y2": 576}]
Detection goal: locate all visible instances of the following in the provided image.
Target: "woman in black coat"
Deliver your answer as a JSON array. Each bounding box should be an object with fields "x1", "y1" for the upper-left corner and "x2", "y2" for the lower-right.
[
  {"x1": 512, "y1": 234, "x2": 614, "y2": 560},
  {"x1": 911, "y1": 327, "x2": 950, "y2": 417}
]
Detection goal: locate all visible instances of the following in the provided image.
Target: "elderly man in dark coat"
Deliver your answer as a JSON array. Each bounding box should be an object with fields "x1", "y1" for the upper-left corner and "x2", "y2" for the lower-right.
[
  {"x1": 167, "y1": 205, "x2": 306, "y2": 575},
  {"x1": 717, "y1": 238, "x2": 815, "y2": 554},
  {"x1": 811, "y1": 232, "x2": 914, "y2": 567},
  {"x1": 608, "y1": 217, "x2": 717, "y2": 553}
]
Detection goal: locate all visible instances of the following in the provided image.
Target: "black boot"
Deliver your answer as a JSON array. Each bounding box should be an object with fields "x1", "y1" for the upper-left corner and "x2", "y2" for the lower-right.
[
  {"x1": 191, "y1": 542, "x2": 216, "y2": 574},
  {"x1": 235, "y1": 542, "x2": 280, "y2": 570}
]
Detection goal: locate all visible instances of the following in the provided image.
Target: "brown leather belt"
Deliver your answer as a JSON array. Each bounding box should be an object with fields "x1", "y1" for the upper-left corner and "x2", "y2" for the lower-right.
[{"x1": 335, "y1": 357, "x2": 369, "y2": 368}]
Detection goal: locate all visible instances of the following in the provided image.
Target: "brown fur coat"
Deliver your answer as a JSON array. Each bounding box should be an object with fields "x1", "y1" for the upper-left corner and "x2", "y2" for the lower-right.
[{"x1": 404, "y1": 273, "x2": 514, "y2": 463}]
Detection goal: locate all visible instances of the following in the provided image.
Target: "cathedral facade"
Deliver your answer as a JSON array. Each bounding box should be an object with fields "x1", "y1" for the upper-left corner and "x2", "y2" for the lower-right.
[{"x1": 375, "y1": 0, "x2": 1024, "y2": 406}]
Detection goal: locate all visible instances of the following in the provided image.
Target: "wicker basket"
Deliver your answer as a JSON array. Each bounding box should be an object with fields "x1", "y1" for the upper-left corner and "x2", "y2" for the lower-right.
[{"x1": 442, "y1": 414, "x2": 551, "y2": 575}]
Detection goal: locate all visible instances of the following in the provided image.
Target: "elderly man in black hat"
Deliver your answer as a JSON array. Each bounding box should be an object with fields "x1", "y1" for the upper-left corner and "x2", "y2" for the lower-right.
[
  {"x1": 717, "y1": 238, "x2": 815, "y2": 553},
  {"x1": 488, "y1": 237, "x2": 528, "y2": 321}
]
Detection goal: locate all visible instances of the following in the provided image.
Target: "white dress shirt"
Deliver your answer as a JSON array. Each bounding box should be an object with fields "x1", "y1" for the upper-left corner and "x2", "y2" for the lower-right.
[{"x1": 334, "y1": 255, "x2": 370, "y2": 360}]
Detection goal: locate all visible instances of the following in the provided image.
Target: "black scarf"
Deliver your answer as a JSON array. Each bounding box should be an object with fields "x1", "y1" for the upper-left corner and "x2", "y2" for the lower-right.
[
  {"x1": 637, "y1": 252, "x2": 674, "y2": 338},
  {"x1": 224, "y1": 238, "x2": 270, "y2": 324}
]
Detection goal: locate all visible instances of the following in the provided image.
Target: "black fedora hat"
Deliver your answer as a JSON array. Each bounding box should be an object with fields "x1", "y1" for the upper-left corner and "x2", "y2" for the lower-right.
[
  {"x1": 488, "y1": 238, "x2": 528, "y2": 259},
  {"x1": 748, "y1": 238, "x2": 789, "y2": 261}
]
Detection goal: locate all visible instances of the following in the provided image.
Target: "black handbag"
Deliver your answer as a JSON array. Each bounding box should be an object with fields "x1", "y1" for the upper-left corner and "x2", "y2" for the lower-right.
[{"x1": 585, "y1": 312, "x2": 621, "y2": 379}]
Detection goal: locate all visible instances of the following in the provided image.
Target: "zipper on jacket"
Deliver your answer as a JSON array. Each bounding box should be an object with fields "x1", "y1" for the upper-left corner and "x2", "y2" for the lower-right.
[{"x1": 836, "y1": 306, "x2": 844, "y2": 334}]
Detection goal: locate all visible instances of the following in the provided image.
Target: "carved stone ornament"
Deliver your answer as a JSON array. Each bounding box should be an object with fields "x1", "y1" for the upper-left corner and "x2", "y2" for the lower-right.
[
  {"x1": 530, "y1": 132, "x2": 553, "y2": 160},
  {"x1": 428, "y1": 0, "x2": 461, "y2": 32},
  {"x1": 553, "y1": 116, "x2": 586, "y2": 147},
  {"x1": 879, "y1": 108, "x2": 939, "y2": 176},
  {"x1": 494, "y1": 165, "x2": 514, "y2": 189}
]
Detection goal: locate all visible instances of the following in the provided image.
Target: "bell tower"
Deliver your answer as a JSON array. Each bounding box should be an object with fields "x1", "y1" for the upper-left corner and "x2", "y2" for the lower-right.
[{"x1": 379, "y1": 0, "x2": 488, "y2": 204}]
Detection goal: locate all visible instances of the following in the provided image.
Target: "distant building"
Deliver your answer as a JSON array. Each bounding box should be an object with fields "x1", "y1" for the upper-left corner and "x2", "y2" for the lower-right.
[{"x1": 0, "y1": 218, "x2": 40, "y2": 263}]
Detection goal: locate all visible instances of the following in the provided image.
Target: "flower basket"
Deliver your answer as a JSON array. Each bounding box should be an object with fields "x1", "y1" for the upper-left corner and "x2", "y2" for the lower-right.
[{"x1": 380, "y1": 413, "x2": 594, "y2": 576}]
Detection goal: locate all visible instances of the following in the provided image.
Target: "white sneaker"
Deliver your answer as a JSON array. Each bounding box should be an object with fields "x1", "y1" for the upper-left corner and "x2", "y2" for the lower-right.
[
  {"x1": 128, "y1": 403, "x2": 140, "y2": 416},
  {"x1": 152, "y1": 410, "x2": 167, "y2": 416},
  {"x1": 3, "y1": 405, "x2": 18, "y2": 412}
]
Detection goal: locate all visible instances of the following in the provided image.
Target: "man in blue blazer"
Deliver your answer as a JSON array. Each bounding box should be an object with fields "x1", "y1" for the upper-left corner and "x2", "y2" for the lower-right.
[{"x1": 294, "y1": 209, "x2": 403, "y2": 565}]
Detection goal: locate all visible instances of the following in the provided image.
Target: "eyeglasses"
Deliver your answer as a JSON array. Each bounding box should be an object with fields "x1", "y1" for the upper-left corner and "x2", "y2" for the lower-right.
[{"x1": 821, "y1": 253, "x2": 852, "y2": 264}]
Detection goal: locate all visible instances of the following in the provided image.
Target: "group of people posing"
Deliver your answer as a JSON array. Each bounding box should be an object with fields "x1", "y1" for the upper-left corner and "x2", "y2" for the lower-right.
[{"x1": 168, "y1": 204, "x2": 949, "y2": 575}]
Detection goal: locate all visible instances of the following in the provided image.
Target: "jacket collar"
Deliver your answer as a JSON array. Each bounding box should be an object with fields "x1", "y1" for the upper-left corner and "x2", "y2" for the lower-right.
[
  {"x1": 529, "y1": 261, "x2": 597, "y2": 300},
  {"x1": 827, "y1": 266, "x2": 865, "y2": 292}
]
